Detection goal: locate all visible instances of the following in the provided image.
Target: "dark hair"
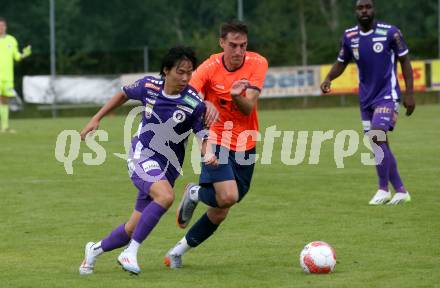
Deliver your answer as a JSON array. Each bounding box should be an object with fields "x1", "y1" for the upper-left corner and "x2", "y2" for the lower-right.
[
  {"x1": 356, "y1": 0, "x2": 374, "y2": 6},
  {"x1": 220, "y1": 20, "x2": 248, "y2": 38},
  {"x1": 0, "y1": 17, "x2": 6, "y2": 23},
  {"x1": 160, "y1": 46, "x2": 197, "y2": 77}
]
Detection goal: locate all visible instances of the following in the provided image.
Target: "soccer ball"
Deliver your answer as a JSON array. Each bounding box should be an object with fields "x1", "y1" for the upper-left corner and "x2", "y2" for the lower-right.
[{"x1": 299, "y1": 241, "x2": 336, "y2": 274}]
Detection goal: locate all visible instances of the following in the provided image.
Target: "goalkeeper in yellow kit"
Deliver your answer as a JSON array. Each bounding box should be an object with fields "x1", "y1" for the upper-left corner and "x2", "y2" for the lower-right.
[{"x1": 0, "y1": 17, "x2": 31, "y2": 133}]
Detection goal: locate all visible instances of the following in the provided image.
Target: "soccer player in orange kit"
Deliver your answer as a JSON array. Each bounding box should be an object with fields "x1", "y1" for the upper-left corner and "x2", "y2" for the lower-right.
[{"x1": 165, "y1": 20, "x2": 268, "y2": 268}]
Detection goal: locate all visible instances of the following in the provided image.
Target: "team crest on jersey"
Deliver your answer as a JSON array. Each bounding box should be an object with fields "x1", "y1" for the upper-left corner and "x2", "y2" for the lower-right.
[
  {"x1": 373, "y1": 42, "x2": 384, "y2": 53},
  {"x1": 353, "y1": 48, "x2": 360, "y2": 60},
  {"x1": 172, "y1": 110, "x2": 186, "y2": 123},
  {"x1": 145, "y1": 104, "x2": 154, "y2": 119}
]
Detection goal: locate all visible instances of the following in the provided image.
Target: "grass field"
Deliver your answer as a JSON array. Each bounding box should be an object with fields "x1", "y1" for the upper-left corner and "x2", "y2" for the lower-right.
[{"x1": 1, "y1": 104, "x2": 439, "y2": 288}]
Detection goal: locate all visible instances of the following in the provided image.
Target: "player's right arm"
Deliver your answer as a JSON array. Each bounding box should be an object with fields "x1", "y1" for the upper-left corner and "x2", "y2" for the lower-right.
[
  {"x1": 320, "y1": 62, "x2": 348, "y2": 93},
  {"x1": 80, "y1": 91, "x2": 128, "y2": 140},
  {"x1": 80, "y1": 77, "x2": 146, "y2": 140},
  {"x1": 321, "y1": 35, "x2": 351, "y2": 93},
  {"x1": 191, "y1": 102, "x2": 218, "y2": 166},
  {"x1": 190, "y1": 57, "x2": 219, "y2": 127}
]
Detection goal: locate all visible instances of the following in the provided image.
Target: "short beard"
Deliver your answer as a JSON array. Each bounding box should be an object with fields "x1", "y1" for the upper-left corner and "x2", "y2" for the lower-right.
[{"x1": 358, "y1": 16, "x2": 373, "y2": 29}]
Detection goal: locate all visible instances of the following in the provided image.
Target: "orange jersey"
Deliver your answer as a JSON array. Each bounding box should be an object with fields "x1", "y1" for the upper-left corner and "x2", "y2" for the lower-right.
[{"x1": 190, "y1": 51, "x2": 268, "y2": 151}]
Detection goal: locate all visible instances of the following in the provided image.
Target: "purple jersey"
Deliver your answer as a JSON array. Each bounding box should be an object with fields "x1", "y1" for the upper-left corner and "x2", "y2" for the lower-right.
[
  {"x1": 337, "y1": 22, "x2": 409, "y2": 109},
  {"x1": 122, "y1": 76, "x2": 206, "y2": 181}
]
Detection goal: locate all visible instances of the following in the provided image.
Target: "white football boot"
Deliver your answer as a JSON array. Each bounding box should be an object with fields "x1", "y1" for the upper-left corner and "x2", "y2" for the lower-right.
[
  {"x1": 368, "y1": 189, "x2": 391, "y2": 205},
  {"x1": 79, "y1": 242, "x2": 97, "y2": 275},
  {"x1": 387, "y1": 191, "x2": 411, "y2": 205},
  {"x1": 117, "y1": 250, "x2": 141, "y2": 275}
]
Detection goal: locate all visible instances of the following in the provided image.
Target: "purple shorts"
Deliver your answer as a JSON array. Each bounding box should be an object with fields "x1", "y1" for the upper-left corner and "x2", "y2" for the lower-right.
[
  {"x1": 360, "y1": 101, "x2": 399, "y2": 132},
  {"x1": 128, "y1": 158, "x2": 176, "y2": 212}
]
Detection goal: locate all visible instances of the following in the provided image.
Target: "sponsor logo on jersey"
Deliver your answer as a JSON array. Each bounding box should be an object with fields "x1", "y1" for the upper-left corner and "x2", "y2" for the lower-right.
[
  {"x1": 347, "y1": 31, "x2": 358, "y2": 38},
  {"x1": 145, "y1": 103, "x2": 154, "y2": 119},
  {"x1": 145, "y1": 82, "x2": 161, "y2": 91},
  {"x1": 145, "y1": 98, "x2": 156, "y2": 105},
  {"x1": 142, "y1": 160, "x2": 160, "y2": 173},
  {"x1": 183, "y1": 96, "x2": 198, "y2": 108},
  {"x1": 215, "y1": 83, "x2": 225, "y2": 90},
  {"x1": 375, "y1": 107, "x2": 391, "y2": 114},
  {"x1": 377, "y1": 23, "x2": 391, "y2": 29},
  {"x1": 146, "y1": 90, "x2": 159, "y2": 98},
  {"x1": 372, "y1": 37, "x2": 387, "y2": 42},
  {"x1": 172, "y1": 110, "x2": 186, "y2": 123},
  {"x1": 177, "y1": 105, "x2": 194, "y2": 114},
  {"x1": 351, "y1": 37, "x2": 360, "y2": 44},
  {"x1": 353, "y1": 48, "x2": 360, "y2": 60},
  {"x1": 373, "y1": 42, "x2": 384, "y2": 53},
  {"x1": 375, "y1": 28, "x2": 388, "y2": 36}
]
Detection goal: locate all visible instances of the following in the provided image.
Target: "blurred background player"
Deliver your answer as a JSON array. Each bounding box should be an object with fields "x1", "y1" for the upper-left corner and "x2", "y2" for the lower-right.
[
  {"x1": 165, "y1": 20, "x2": 268, "y2": 268},
  {"x1": 320, "y1": 0, "x2": 415, "y2": 205},
  {"x1": 78, "y1": 46, "x2": 217, "y2": 275},
  {"x1": 0, "y1": 17, "x2": 31, "y2": 133}
]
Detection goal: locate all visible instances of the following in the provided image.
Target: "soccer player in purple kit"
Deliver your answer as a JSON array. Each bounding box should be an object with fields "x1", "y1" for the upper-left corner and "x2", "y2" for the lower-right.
[
  {"x1": 321, "y1": 0, "x2": 415, "y2": 205},
  {"x1": 78, "y1": 46, "x2": 217, "y2": 275}
]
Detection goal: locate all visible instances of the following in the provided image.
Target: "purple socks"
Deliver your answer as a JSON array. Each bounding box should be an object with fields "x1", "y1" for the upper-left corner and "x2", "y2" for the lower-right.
[
  {"x1": 101, "y1": 224, "x2": 130, "y2": 252},
  {"x1": 132, "y1": 201, "x2": 167, "y2": 244},
  {"x1": 100, "y1": 201, "x2": 167, "y2": 251},
  {"x1": 375, "y1": 143, "x2": 405, "y2": 192}
]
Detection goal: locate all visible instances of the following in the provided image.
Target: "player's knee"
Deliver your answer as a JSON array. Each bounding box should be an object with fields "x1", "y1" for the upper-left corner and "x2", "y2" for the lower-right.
[
  {"x1": 216, "y1": 190, "x2": 238, "y2": 208},
  {"x1": 153, "y1": 188, "x2": 175, "y2": 208}
]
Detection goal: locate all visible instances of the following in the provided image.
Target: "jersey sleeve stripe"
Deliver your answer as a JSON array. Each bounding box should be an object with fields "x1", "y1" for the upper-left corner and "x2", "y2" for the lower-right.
[
  {"x1": 337, "y1": 57, "x2": 345, "y2": 63},
  {"x1": 398, "y1": 49, "x2": 409, "y2": 57}
]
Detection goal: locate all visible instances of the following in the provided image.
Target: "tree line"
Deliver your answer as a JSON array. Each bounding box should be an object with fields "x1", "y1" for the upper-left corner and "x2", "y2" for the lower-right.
[{"x1": 3, "y1": 0, "x2": 438, "y2": 79}]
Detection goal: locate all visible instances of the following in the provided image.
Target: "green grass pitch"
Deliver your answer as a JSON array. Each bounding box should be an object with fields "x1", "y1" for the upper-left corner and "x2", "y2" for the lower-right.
[{"x1": 0, "y1": 104, "x2": 439, "y2": 288}]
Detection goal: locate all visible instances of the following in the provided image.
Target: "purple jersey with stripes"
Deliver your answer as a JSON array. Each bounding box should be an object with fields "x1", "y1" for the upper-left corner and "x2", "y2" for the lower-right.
[
  {"x1": 122, "y1": 76, "x2": 206, "y2": 182},
  {"x1": 337, "y1": 22, "x2": 409, "y2": 109}
]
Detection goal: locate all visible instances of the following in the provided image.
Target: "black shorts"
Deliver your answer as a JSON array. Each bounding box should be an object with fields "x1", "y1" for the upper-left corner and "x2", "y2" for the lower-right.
[{"x1": 199, "y1": 145, "x2": 256, "y2": 202}]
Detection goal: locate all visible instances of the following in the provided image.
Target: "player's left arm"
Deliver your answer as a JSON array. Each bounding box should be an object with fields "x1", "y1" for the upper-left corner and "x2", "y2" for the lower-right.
[
  {"x1": 12, "y1": 37, "x2": 31, "y2": 61},
  {"x1": 231, "y1": 56, "x2": 268, "y2": 116},
  {"x1": 398, "y1": 54, "x2": 415, "y2": 116},
  {"x1": 392, "y1": 27, "x2": 415, "y2": 116},
  {"x1": 231, "y1": 83, "x2": 260, "y2": 116}
]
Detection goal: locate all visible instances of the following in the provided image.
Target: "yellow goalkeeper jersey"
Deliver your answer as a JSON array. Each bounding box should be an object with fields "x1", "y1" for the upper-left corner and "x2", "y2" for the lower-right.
[{"x1": 0, "y1": 34, "x2": 22, "y2": 81}]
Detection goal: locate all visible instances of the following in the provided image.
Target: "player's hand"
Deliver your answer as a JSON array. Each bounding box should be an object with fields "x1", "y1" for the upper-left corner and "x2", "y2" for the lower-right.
[
  {"x1": 403, "y1": 93, "x2": 415, "y2": 116},
  {"x1": 230, "y1": 79, "x2": 250, "y2": 97},
  {"x1": 320, "y1": 80, "x2": 331, "y2": 94},
  {"x1": 22, "y1": 45, "x2": 32, "y2": 58},
  {"x1": 80, "y1": 118, "x2": 100, "y2": 140},
  {"x1": 203, "y1": 153, "x2": 218, "y2": 167},
  {"x1": 204, "y1": 100, "x2": 219, "y2": 127}
]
